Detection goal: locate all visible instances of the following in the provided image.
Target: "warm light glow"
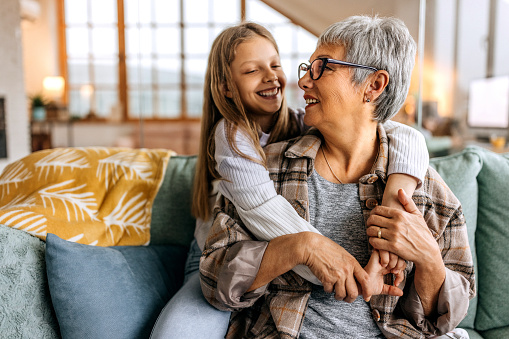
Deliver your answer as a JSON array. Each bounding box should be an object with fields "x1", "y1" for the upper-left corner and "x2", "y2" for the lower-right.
[
  {"x1": 43, "y1": 76, "x2": 65, "y2": 101},
  {"x1": 80, "y1": 84, "x2": 94, "y2": 98}
]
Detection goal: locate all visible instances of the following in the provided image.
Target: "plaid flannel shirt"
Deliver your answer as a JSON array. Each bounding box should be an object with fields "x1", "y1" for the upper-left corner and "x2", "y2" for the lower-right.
[{"x1": 200, "y1": 125, "x2": 475, "y2": 339}]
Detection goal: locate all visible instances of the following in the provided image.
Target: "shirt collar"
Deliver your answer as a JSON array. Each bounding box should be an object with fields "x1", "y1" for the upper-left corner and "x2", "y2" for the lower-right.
[{"x1": 284, "y1": 125, "x2": 389, "y2": 183}]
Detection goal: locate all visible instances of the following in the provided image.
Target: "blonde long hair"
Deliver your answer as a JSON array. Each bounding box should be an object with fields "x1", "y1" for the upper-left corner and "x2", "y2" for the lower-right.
[{"x1": 192, "y1": 22, "x2": 299, "y2": 221}]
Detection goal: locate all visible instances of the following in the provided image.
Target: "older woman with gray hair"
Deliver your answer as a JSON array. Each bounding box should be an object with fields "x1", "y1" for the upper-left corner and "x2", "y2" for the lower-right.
[{"x1": 200, "y1": 16, "x2": 474, "y2": 338}]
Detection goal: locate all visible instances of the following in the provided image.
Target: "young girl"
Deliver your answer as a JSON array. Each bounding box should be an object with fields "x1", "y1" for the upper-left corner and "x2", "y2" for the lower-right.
[{"x1": 150, "y1": 22, "x2": 428, "y2": 338}]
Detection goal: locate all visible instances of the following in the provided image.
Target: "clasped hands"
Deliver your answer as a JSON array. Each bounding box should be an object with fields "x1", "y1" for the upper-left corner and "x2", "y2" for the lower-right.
[{"x1": 304, "y1": 189, "x2": 430, "y2": 303}]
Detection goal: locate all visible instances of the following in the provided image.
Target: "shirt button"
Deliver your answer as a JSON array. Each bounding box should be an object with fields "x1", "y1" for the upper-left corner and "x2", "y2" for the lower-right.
[
  {"x1": 372, "y1": 309, "x2": 381, "y2": 322},
  {"x1": 367, "y1": 176, "x2": 378, "y2": 184},
  {"x1": 366, "y1": 198, "x2": 378, "y2": 209}
]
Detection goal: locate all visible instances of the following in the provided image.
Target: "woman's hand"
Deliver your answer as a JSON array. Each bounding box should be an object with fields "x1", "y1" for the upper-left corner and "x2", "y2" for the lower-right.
[
  {"x1": 362, "y1": 250, "x2": 404, "y2": 301},
  {"x1": 366, "y1": 189, "x2": 446, "y2": 315},
  {"x1": 366, "y1": 189, "x2": 441, "y2": 267},
  {"x1": 301, "y1": 233, "x2": 369, "y2": 303}
]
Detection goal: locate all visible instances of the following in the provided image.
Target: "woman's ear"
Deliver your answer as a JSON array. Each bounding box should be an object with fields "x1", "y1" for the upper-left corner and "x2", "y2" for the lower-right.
[
  {"x1": 365, "y1": 70, "x2": 389, "y2": 101},
  {"x1": 222, "y1": 83, "x2": 233, "y2": 98}
]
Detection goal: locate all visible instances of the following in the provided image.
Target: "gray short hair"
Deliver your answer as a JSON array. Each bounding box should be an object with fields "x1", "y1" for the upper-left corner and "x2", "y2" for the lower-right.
[{"x1": 318, "y1": 16, "x2": 416, "y2": 122}]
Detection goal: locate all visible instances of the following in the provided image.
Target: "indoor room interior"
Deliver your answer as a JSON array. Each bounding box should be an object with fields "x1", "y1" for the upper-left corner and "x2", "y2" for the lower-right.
[{"x1": 1, "y1": 0, "x2": 509, "y2": 170}]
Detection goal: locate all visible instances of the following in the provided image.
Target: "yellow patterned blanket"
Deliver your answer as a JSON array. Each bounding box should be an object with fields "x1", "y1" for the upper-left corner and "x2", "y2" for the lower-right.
[{"x1": 0, "y1": 147, "x2": 175, "y2": 246}]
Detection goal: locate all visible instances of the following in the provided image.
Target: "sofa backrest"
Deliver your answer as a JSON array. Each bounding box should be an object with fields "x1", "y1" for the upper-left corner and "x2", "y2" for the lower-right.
[{"x1": 150, "y1": 155, "x2": 197, "y2": 247}]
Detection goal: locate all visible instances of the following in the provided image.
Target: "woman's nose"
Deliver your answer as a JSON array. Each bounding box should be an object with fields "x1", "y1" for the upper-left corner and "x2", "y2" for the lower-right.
[{"x1": 298, "y1": 71, "x2": 312, "y2": 90}]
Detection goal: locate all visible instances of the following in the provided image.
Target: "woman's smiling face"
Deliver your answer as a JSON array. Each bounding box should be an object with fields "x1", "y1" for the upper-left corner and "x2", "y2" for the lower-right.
[
  {"x1": 228, "y1": 36, "x2": 286, "y2": 122},
  {"x1": 298, "y1": 44, "x2": 365, "y2": 129}
]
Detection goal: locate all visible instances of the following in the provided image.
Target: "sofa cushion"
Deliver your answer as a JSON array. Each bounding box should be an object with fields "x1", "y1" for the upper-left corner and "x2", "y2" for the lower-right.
[
  {"x1": 0, "y1": 225, "x2": 59, "y2": 338},
  {"x1": 45, "y1": 233, "x2": 187, "y2": 339},
  {"x1": 474, "y1": 148, "x2": 509, "y2": 331},
  {"x1": 150, "y1": 155, "x2": 197, "y2": 247},
  {"x1": 430, "y1": 146, "x2": 482, "y2": 329},
  {"x1": 0, "y1": 148, "x2": 173, "y2": 246}
]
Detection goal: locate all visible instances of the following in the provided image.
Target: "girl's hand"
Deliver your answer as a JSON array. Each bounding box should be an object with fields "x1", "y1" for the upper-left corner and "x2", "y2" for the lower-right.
[
  {"x1": 378, "y1": 250, "x2": 406, "y2": 287},
  {"x1": 362, "y1": 250, "x2": 404, "y2": 302}
]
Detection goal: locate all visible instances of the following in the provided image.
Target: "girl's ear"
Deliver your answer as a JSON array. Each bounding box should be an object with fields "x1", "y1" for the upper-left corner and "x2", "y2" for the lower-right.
[
  {"x1": 365, "y1": 70, "x2": 389, "y2": 101},
  {"x1": 222, "y1": 83, "x2": 233, "y2": 98}
]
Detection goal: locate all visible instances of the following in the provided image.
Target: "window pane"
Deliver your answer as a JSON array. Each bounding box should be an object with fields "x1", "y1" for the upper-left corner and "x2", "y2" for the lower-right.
[
  {"x1": 125, "y1": 0, "x2": 152, "y2": 25},
  {"x1": 186, "y1": 87, "x2": 204, "y2": 117},
  {"x1": 68, "y1": 60, "x2": 90, "y2": 85},
  {"x1": 156, "y1": 58, "x2": 180, "y2": 85},
  {"x1": 155, "y1": 27, "x2": 180, "y2": 55},
  {"x1": 93, "y1": 60, "x2": 118, "y2": 85},
  {"x1": 154, "y1": 0, "x2": 179, "y2": 24},
  {"x1": 273, "y1": 26, "x2": 293, "y2": 56},
  {"x1": 184, "y1": 27, "x2": 210, "y2": 54},
  {"x1": 281, "y1": 57, "x2": 296, "y2": 84},
  {"x1": 66, "y1": 28, "x2": 90, "y2": 57},
  {"x1": 65, "y1": 0, "x2": 88, "y2": 24},
  {"x1": 157, "y1": 89, "x2": 181, "y2": 118},
  {"x1": 90, "y1": 0, "x2": 117, "y2": 24},
  {"x1": 91, "y1": 27, "x2": 118, "y2": 56},
  {"x1": 246, "y1": 0, "x2": 288, "y2": 24},
  {"x1": 297, "y1": 28, "x2": 317, "y2": 56},
  {"x1": 185, "y1": 58, "x2": 207, "y2": 84},
  {"x1": 184, "y1": 0, "x2": 208, "y2": 23},
  {"x1": 69, "y1": 89, "x2": 91, "y2": 118},
  {"x1": 129, "y1": 90, "x2": 154, "y2": 118},
  {"x1": 95, "y1": 89, "x2": 118, "y2": 117},
  {"x1": 127, "y1": 59, "x2": 153, "y2": 85},
  {"x1": 126, "y1": 27, "x2": 153, "y2": 56},
  {"x1": 212, "y1": 0, "x2": 239, "y2": 23}
]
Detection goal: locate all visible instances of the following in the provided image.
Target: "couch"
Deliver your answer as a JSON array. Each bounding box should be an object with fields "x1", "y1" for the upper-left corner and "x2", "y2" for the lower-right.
[{"x1": 0, "y1": 145, "x2": 508, "y2": 338}]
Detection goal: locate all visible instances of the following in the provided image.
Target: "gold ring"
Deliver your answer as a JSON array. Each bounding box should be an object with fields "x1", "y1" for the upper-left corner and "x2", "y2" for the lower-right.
[{"x1": 377, "y1": 228, "x2": 382, "y2": 239}]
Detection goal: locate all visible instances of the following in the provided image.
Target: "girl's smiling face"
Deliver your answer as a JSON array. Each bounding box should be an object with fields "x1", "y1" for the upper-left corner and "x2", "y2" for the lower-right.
[{"x1": 227, "y1": 36, "x2": 286, "y2": 130}]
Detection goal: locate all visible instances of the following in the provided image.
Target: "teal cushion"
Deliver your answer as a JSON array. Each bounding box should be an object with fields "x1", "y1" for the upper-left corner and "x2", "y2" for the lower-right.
[
  {"x1": 150, "y1": 155, "x2": 197, "y2": 247},
  {"x1": 45, "y1": 233, "x2": 187, "y2": 339},
  {"x1": 430, "y1": 146, "x2": 482, "y2": 328},
  {"x1": 480, "y1": 325, "x2": 509, "y2": 339},
  {"x1": 474, "y1": 148, "x2": 509, "y2": 330},
  {"x1": 0, "y1": 225, "x2": 59, "y2": 338}
]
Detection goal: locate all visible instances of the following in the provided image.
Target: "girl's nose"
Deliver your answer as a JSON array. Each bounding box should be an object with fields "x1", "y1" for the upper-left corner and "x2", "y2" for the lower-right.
[{"x1": 264, "y1": 70, "x2": 278, "y2": 83}]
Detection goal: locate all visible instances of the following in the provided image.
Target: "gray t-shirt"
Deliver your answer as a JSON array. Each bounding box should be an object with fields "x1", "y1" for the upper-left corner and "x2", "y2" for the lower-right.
[{"x1": 299, "y1": 170, "x2": 384, "y2": 339}]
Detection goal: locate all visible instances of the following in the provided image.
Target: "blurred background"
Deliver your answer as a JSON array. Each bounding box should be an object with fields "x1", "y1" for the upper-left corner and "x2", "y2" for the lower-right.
[{"x1": 1, "y1": 0, "x2": 508, "y2": 172}]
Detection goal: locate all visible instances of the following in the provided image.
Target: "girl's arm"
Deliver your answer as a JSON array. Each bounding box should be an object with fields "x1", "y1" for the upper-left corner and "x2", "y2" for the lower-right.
[
  {"x1": 383, "y1": 120, "x2": 429, "y2": 209},
  {"x1": 214, "y1": 120, "x2": 321, "y2": 285}
]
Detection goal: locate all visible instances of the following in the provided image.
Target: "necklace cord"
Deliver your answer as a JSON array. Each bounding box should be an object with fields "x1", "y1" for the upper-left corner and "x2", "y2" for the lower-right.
[{"x1": 321, "y1": 146, "x2": 343, "y2": 184}]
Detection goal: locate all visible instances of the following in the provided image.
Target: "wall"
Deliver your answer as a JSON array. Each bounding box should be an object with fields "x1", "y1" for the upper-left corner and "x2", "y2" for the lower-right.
[{"x1": 0, "y1": 0, "x2": 31, "y2": 173}]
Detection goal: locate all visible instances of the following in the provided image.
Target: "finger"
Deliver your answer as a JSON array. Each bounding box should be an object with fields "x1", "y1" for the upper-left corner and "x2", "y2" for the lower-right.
[
  {"x1": 323, "y1": 282, "x2": 334, "y2": 294},
  {"x1": 369, "y1": 205, "x2": 398, "y2": 218},
  {"x1": 366, "y1": 214, "x2": 393, "y2": 229},
  {"x1": 379, "y1": 250, "x2": 389, "y2": 268},
  {"x1": 344, "y1": 276, "x2": 359, "y2": 303},
  {"x1": 394, "y1": 257, "x2": 407, "y2": 272},
  {"x1": 387, "y1": 252, "x2": 398, "y2": 270},
  {"x1": 366, "y1": 225, "x2": 390, "y2": 239},
  {"x1": 333, "y1": 281, "x2": 346, "y2": 301},
  {"x1": 393, "y1": 270, "x2": 405, "y2": 287},
  {"x1": 369, "y1": 236, "x2": 390, "y2": 252},
  {"x1": 397, "y1": 189, "x2": 419, "y2": 215},
  {"x1": 381, "y1": 283, "x2": 404, "y2": 297}
]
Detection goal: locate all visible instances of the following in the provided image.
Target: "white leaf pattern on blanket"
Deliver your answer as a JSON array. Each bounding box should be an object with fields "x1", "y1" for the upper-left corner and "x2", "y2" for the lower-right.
[
  {"x1": 39, "y1": 179, "x2": 97, "y2": 221},
  {"x1": 35, "y1": 149, "x2": 90, "y2": 180},
  {"x1": 102, "y1": 192, "x2": 149, "y2": 241},
  {"x1": 0, "y1": 210, "x2": 47, "y2": 237},
  {"x1": 97, "y1": 152, "x2": 154, "y2": 189},
  {"x1": 0, "y1": 162, "x2": 32, "y2": 196},
  {"x1": 0, "y1": 194, "x2": 36, "y2": 210}
]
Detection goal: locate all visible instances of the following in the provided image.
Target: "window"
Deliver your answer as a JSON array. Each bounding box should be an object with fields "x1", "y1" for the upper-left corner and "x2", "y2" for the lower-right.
[{"x1": 60, "y1": 0, "x2": 317, "y2": 120}]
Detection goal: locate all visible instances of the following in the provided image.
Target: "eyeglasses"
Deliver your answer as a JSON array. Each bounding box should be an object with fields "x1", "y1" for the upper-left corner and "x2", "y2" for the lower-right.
[{"x1": 298, "y1": 57, "x2": 379, "y2": 80}]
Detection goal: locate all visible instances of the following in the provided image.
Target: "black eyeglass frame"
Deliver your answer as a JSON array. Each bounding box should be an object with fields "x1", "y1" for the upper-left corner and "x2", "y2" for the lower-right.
[{"x1": 298, "y1": 57, "x2": 379, "y2": 80}]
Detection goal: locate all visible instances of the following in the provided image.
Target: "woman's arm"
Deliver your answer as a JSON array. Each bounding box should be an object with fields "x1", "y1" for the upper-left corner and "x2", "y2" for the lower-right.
[{"x1": 367, "y1": 189, "x2": 474, "y2": 333}]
